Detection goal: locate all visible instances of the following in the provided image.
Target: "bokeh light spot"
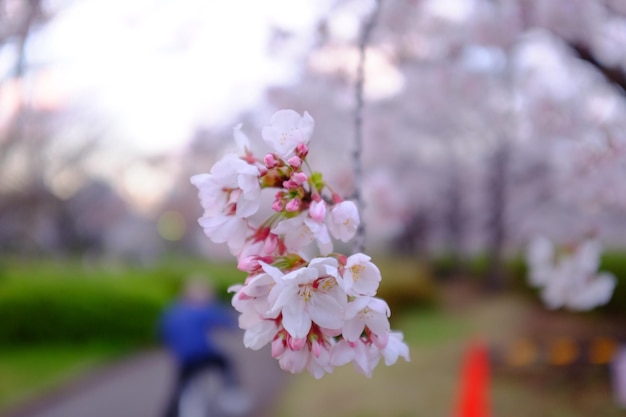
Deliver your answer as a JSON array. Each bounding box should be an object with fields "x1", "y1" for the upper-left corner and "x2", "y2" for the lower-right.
[{"x1": 158, "y1": 210, "x2": 186, "y2": 241}]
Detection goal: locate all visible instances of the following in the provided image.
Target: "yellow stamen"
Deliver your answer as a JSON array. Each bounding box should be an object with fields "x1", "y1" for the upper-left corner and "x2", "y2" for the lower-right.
[{"x1": 350, "y1": 264, "x2": 365, "y2": 281}]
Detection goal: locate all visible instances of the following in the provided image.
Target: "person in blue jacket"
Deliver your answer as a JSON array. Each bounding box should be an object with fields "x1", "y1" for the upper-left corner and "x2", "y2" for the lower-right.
[{"x1": 160, "y1": 277, "x2": 239, "y2": 417}]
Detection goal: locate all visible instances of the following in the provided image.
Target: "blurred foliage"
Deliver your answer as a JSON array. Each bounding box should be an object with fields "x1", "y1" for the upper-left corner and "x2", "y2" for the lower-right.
[
  {"x1": 428, "y1": 252, "x2": 527, "y2": 285},
  {"x1": 0, "y1": 255, "x2": 435, "y2": 346},
  {"x1": 0, "y1": 257, "x2": 244, "y2": 346},
  {"x1": 375, "y1": 256, "x2": 437, "y2": 314},
  {"x1": 0, "y1": 279, "x2": 166, "y2": 345},
  {"x1": 598, "y1": 251, "x2": 626, "y2": 314},
  {"x1": 0, "y1": 256, "x2": 245, "y2": 297},
  {"x1": 0, "y1": 250, "x2": 623, "y2": 347}
]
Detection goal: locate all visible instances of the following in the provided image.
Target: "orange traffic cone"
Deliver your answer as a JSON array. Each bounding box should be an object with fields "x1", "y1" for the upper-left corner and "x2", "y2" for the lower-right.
[{"x1": 454, "y1": 340, "x2": 491, "y2": 417}]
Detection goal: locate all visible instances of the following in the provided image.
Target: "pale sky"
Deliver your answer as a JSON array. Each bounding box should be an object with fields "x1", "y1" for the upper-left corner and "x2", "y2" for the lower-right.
[
  {"x1": 7, "y1": 0, "x2": 476, "y2": 157},
  {"x1": 1, "y1": 0, "x2": 483, "y2": 211},
  {"x1": 24, "y1": 0, "x2": 336, "y2": 155}
]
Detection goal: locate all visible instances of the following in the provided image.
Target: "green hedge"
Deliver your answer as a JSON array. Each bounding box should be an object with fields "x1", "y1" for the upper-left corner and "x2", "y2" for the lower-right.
[
  {"x1": 375, "y1": 257, "x2": 437, "y2": 313},
  {"x1": 0, "y1": 257, "x2": 245, "y2": 299},
  {"x1": 0, "y1": 257, "x2": 245, "y2": 346},
  {"x1": 599, "y1": 251, "x2": 626, "y2": 314},
  {"x1": 0, "y1": 279, "x2": 168, "y2": 346}
]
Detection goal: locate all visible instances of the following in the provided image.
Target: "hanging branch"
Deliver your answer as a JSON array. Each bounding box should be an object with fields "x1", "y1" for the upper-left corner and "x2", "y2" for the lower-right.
[
  {"x1": 569, "y1": 41, "x2": 626, "y2": 96},
  {"x1": 353, "y1": 0, "x2": 382, "y2": 253}
]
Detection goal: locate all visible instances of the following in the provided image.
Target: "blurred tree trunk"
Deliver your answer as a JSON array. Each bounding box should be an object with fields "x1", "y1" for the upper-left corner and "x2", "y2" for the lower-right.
[
  {"x1": 485, "y1": 142, "x2": 510, "y2": 291},
  {"x1": 391, "y1": 209, "x2": 430, "y2": 259},
  {"x1": 443, "y1": 169, "x2": 466, "y2": 274},
  {"x1": 0, "y1": 0, "x2": 43, "y2": 167}
]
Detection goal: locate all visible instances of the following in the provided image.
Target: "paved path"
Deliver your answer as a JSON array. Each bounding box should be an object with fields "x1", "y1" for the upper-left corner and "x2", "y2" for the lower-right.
[{"x1": 2, "y1": 331, "x2": 290, "y2": 417}]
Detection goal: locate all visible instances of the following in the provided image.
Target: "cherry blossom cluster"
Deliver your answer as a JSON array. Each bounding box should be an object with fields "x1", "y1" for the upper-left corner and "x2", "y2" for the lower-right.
[
  {"x1": 525, "y1": 236, "x2": 616, "y2": 311},
  {"x1": 555, "y1": 138, "x2": 626, "y2": 210},
  {"x1": 191, "y1": 109, "x2": 409, "y2": 378}
]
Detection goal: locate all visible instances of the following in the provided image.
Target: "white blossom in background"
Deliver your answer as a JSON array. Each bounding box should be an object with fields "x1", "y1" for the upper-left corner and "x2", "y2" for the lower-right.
[
  {"x1": 525, "y1": 235, "x2": 555, "y2": 287},
  {"x1": 525, "y1": 236, "x2": 617, "y2": 311},
  {"x1": 192, "y1": 109, "x2": 410, "y2": 378}
]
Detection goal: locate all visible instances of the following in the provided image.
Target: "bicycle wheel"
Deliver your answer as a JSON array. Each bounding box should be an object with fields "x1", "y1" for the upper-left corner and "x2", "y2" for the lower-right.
[{"x1": 179, "y1": 368, "x2": 224, "y2": 417}]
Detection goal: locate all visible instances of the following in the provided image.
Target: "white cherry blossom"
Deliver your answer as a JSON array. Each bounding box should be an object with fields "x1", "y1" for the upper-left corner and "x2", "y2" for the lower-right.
[
  {"x1": 272, "y1": 213, "x2": 333, "y2": 256},
  {"x1": 525, "y1": 235, "x2": 555, "y2": 287},
  {"x1": 306, "y1": 341, "x2": 334, "y2": 379},
  {"x1": 191, "y1": 153, "x2": 261, "y2": 253},
  {"x1": 540, "y1": 251, "x2": 617, "y2": 311},
  {"x1": 261, "y1": 109, "x2": 315, "y2": 158},
  {"x1": 340, "y1": 253, "x2": 382, "y2": 296},
  {"x1": 343, "y1": 296, "x2": 391, "y2": 342},
  {"x1": 331, "y1": 338, "x2": 380, "y2": 378},
  {"x1": 277, "y1": 346, "x2": 309, "y2": 374},
  {"x1": 567, "y1": 272, "x2": 616, "y2": 310},
  {"x1": 327, "y1": 200, "x2": 360, "y2": 242},
  {"x1": 233, "y1": 123, "x2": 251, "y2": 155},
  {"x1": 191, "y1": 153, "x2": 260, "y2": 218},
  {"x1": 527, "y1": 236, "x2": 617, "y2": 311},
  {"x1": 268, "y1": 258, "x2": 345, "y2": 339},
  {"x1": 198, "y1": 215, "x2": 248, "y2": 254},
  {"x1": 242, "y1": 320, "x2": 278, "y2": 350},
  {"x1": 382, "y1": 331, "x2": 411, "y2": 366}
]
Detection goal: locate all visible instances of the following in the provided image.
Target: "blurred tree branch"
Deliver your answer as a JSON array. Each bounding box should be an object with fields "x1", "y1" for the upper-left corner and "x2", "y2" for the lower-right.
[
  {"x1": 0, "y1": 0, "x2": 47, "y2": 79},
  {"x1": 0, "y1": 0, "x2": 47, "y2": 169},
  {"x1": 569, "y1": 41, "x2": 626, "y2": 95}
]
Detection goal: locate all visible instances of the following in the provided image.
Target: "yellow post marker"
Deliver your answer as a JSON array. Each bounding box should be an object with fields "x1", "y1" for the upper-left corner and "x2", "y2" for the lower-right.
[
  {"x1": 504, "y1": 338, "x2": 538, "y2": 367},
  {"x1": 548, "y1": 338, "x2": 579, "y2": 366},
  {"x1": 589, "y1": 337, "x2": 617, "y2": 365}
]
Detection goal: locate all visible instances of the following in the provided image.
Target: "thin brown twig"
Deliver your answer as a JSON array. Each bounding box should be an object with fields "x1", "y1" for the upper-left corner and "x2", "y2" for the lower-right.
[{"x1": 353, "y1": 0, "x2": 382, "y2": 254}]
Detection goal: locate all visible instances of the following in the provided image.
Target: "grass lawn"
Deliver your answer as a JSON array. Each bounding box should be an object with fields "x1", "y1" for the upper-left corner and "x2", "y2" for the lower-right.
[
  {"x1": 0, "y1": 344, "x2": 127, "y2": 411},
  {"x1": 271, "y1": 290, "x2": 623, "y2": 417}
]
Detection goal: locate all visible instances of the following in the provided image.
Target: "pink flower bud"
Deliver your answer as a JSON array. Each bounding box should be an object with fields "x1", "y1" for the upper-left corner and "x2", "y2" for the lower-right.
[
  {"x1": 263, "y1": 234, "x2": 278, "y2": 254},
  {"x1": 264, "y1": 153, "x2": 278, "y2": 168},
  {"x1": 286, "y1": 199, "x2": 301, "y2": 212},
  {"x1": 272, "y1": 200, "x2": 284, "y2": 212},
  {"x1": 296, "y1": 143, "x2": 309, "y2": 158},
  {"x1": 287, "y1": 336, "x2": 307, "y2": 351},
  {"x1": 272, "y1": 337, "x2": 286, "y2": 358},
  {"x1": 253, "y1": 226, "x2": 271, "y2": 242},
  {"x1": 311, "y1": 339, "x2": 322, "y2": 358},
  {"x1": 259, "y1": 255, "x2": 275, "y2": 264},
  {"x1": 291, "y1": 172, "x2": 307, "y2": 185},
  {"x1": 309, "y1": 200, "x2": 326, "y2": 222},
  {"x1": 282, "y1": 179, "x2": 299, "y2": 190},
  {"x1": 287, "y1": 156, "x2": 302, "y2": 168},
  {"x1": 237, "y1": 256, "x2": 259, "y2": 273}
]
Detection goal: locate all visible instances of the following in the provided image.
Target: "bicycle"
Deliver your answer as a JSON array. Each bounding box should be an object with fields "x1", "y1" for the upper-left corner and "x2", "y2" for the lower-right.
[{"x1": 178, "y1": 367, "x2": 252, "y2": 417}]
